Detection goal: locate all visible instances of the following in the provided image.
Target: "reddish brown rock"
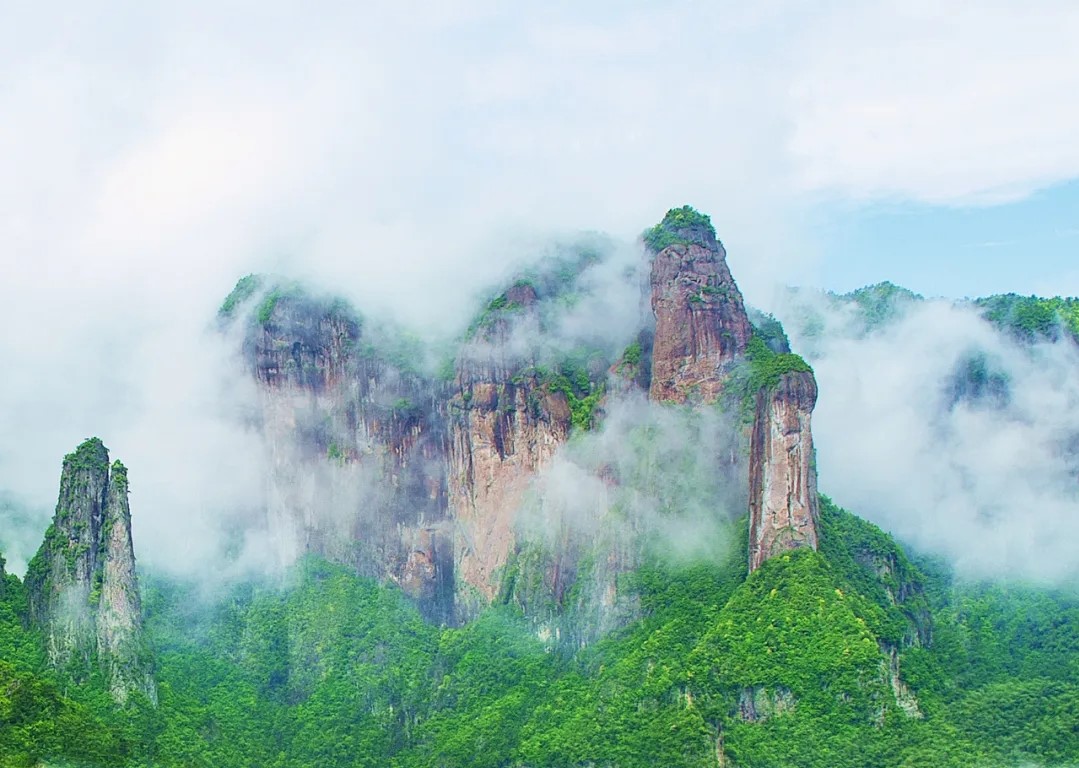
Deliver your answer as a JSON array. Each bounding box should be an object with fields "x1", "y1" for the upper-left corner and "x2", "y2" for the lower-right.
[
  {"x1": 748, "y1": 370, "x2": 820, "y2": 571},
  {"x1": 449, "y1": 285, "x2": 572, "y2": 605},
  {"x1": 648, "y1": 240, "x2": 753, "y2": 404},
  {"x1": 241, "y1": 280, "x2": 578, "y2": 619}
]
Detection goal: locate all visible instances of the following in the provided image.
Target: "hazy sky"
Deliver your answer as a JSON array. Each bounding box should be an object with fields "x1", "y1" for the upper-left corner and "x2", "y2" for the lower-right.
[
  {"x1": 5, "y1": 2, "x2": 1079, "y2": 314},
  {"x1": 3, "y1": 1, "x2": 1079, "y2": 575}
]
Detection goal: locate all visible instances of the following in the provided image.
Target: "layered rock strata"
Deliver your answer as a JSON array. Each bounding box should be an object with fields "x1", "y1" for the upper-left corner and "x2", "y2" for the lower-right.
[
  {"x1": 243, "y1": 290, "x2": 454, "y2": 622},
  {"x1": 449, "y1": 282, "x2": 573, "y2": 606},
  {"x1": 223, "y1": 207, "x2": 825, "y2": 625}
]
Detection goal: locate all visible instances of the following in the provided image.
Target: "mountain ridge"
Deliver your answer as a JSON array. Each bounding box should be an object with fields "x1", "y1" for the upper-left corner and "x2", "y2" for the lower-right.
[{"x1": 0, "y1": 207, "x2": 1075, "y2": 766}]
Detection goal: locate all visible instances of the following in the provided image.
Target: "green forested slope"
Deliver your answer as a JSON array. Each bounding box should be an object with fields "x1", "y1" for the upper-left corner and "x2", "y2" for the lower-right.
[{"x1": 0, "y1": 502, "x2": 1076, "y2": 767}]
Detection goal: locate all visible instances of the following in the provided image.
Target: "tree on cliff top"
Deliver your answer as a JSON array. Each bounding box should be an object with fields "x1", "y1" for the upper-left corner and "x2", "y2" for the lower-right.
[{"x1": 642, "y1": 205, "x2": 717, "y2": 252}]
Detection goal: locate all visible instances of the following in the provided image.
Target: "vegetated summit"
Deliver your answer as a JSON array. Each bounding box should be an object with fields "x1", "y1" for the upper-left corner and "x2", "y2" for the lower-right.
[{"x1": 1, "y1": 206, "x2": 1076, "y2": 768}]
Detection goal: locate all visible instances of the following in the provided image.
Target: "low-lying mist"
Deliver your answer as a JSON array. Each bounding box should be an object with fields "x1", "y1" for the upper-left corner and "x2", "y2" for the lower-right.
[
  {"x1": 6, "y1": 221, "x2": 1079, "y2": 593},
  {"x1": 775, "y1": 291, "x2": 1079, "y2": 584},
  {"x1": 520, "y1": 392, "x2": 746, "y2": 565}
]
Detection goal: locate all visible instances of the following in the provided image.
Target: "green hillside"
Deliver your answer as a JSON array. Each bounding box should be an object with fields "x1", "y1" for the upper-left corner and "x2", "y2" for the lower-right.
[{"x1": 1, "y1": 498, "x2": 1075, "y2": 767}]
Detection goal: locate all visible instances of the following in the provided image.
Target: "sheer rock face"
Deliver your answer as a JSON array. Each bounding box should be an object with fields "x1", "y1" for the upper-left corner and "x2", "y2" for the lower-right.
[
  {"x1": 239, "y1": 281, "x2": 582, "y2": 621},
  {"x1": 449, "y1": 377, "x2": 571, "y2": 606},
  {"x1": 25, "y1": 440, "x2": 156, "y2": 704},
  {"x1": 241, "y1": 285, "x2": 577, "y2": 620},
  {"x1": 648, "y1": 238, "x2": 753, "y2": 404},
  {"x1": 247, "y1": 295, "x2": 454, "y2": 622},
  {"x1": 748, "y1": 372, "x2": 820, "y2": 571},
  {"x1": 228, "y1": 210, "x2": 823, "y2": 623},
  {"x1": 449, "y1": 285, "x2": 572, "y2": 608},
  {"x1": 644, "y1": 216, "x2": 821, "y2": 573},
  {"x1": 96, "y1": 463, "x2": 156, "y2": 703}
]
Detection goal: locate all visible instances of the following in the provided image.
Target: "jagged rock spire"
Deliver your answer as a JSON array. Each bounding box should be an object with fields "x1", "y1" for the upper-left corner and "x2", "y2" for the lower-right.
[
  {"x1": 644, "y1": 206, "x2": 821, "y2": 571},
  {"x1": 748, "y1": 371, "x2": 820, "y2": 571},
  {"x1": 25, "y1": 439, "x2": 156, "y2": 704},
  {"x1": 645, "y1": 206, "x2": 754, "y2": 404}
]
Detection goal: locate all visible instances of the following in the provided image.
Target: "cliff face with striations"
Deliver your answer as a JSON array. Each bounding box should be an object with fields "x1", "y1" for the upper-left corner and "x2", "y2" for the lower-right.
[
  {"x1": 95, "y1": 461, "x2": 156, "y2": 703},
  {"x1": 748, "y1": 370, "x2": 820, "y2": 571},
  {"x1": 449, "y1": 282, "x2": 573, "y2": 606},
  {"x1": 642, "y1": 207, "x2": 820, "y2": 573},
  {"x1": 24, "y1": 439, "x2": 156, "y2": 704},
  {"x1": 221, "y1": 254, "x2": 605, "y2": 624},
  {"x1": 230, "y1": 285, "x2": 455, "y2": 622},
  {"x1": 647, "y1": 208, "x2": 753, "y2": 404},
  {"x1": 219, "y1": 208, "x2": 823, "y2": 628}
]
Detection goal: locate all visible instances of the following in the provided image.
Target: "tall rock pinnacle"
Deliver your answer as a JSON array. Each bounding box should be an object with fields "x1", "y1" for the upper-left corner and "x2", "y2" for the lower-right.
[
  {"x1": 748, "y1": 369, "x2": 820, "y2": 571},
  {"x1": 25, "y1": 439, "x2": 156, "y2": 704},
  {"x1": 645, "y1": 206, "x2": 821, "y2": 572},
  {"x1": 96, "y1": 461, "x2": 156, "y2": 703},
  {"x1": 646, "y1": 206, "x2": 753, "y2": 404}
]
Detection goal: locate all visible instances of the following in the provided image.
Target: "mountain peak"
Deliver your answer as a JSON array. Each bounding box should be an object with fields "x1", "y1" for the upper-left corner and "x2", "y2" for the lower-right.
[
  {"x1": 642, "y1": 205, "x2": 719, "y2": 252},
  {"x1": 25, "y1": 441, "x2": 155, "y2": 704}
]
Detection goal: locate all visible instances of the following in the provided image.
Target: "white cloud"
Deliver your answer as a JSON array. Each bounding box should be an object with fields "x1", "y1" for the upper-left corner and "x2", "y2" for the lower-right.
[
  {"x1": 788, "y1": 1, "x2": 1079, "y2": 204},
  {"x1": 3, "y1": 1, "x2": 1079, "y2": 575},
  {"x1": 775, "y1": 294, "x2": 1079, "y2": 583}
]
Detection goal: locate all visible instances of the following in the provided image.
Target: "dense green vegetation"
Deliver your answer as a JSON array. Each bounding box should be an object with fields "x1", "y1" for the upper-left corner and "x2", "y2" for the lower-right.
[
  {"x1": 839, "y1": 282, "x2": 923, "y2": 330},
  {"x1": 975, "y1": 293, "x2": 1079, "y2": 343},
  {"x1": 743, "y1": 335, "x2": 813, "y2": 393},
  {"x1": 0, "y1": 555, "x2": 136, "y2": 767},
  {"x1": 535, "y1": 352, "x2": 608, "y2": 431},
  {"x1": 723, "y1": 333, "x2": 815, "y2": 421},
  {"x1": 218, "y1": 274, "x2": 265, "y2": 318},
  {"x1": 1, "y1": 492, "x2": 1076, "y2": 767},
  {"x1": 642, "y1": 206, "x2": 716, "y2": 252},
  {"x1": 64, "y1": 436, "x2": 110, "y2": 474},
  {"x1": 747, "y1": 310, "x2": 790, "y2": 354},
  {"x1": 789, "y1": 283, "x2": 1079, "y2": 349}
]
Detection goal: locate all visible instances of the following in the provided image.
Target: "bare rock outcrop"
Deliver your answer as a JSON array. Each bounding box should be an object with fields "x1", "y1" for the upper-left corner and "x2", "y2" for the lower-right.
[
  {"x1": 449, "y1": 283, "x2": 573, "y2": 606},
  {"x1": 219, "y1": 207, "x2": 826, "y2": 625},
  {"x1": 25, "y1": 439, "x2": 156, "y2": 704},
  {"x1": 748, "y1": 371, "x2": 820, "y2": 571},
  {"x1": 644, "y1": 207, "x2": 820, "y2": 573},
  {"x1": 647, "y1": 208, "x2": 753, "y2": 404}
]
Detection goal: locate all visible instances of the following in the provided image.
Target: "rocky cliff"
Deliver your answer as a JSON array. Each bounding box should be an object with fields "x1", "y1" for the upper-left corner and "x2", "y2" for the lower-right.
[
  {"x1": 643, "y1": 207, "x2": 820, "y2": 573},
  {"x1": 645, "y1": 206, "x2": 753, "y2": 404},
  {"x1": 225, "y1": 283, "x2": 455, "y2": 622},
  {"x1": 24, "y1": 439, "x2": 156, "y2": 704},
  {"x1": 748, "y1": 370, "x2": 821, "y2": 571},
  {"x1": 219, "y1": 207, "x2": 824, "y2": 629},
  {"x1": 449, "y1": 282, "x2": 574, "y2": 607},
  {"x1": 221, "y1": 245, "x2": 623, "y2": 624}
]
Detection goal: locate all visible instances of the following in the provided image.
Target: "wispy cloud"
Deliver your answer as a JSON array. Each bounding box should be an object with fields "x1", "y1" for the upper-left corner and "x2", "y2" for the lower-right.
[
  {"x1": 775, "y1": 292, "x2": 1079, "y2": 584},
  {"x1": 3, "y1": 1, "x2": 1079, "y2": 575},
  {"x1": 962, "y1": 240, "x2": 1018, "y2": 249}
]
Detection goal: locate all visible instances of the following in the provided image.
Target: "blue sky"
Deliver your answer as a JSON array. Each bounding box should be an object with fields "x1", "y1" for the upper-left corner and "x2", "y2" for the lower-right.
[{"x1": 812, "y1": 180, "x2": 1079, "y2": 300}]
